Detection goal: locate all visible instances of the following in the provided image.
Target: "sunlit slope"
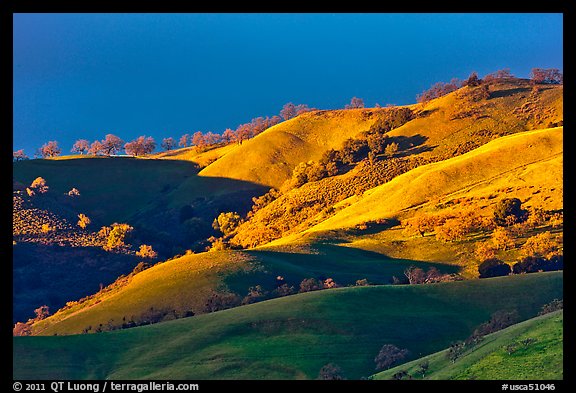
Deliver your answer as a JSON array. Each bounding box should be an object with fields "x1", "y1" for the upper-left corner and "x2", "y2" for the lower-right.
[
  {"x1": 374, "y1": 310, "x2": 563, "y2": 380},
  {"x1": 152, "y1": 143, "x2": 238, "y2": 168},
  {"x1": 299, "y1": 127, "x2": 562, "y2": 235},
  {"x1": 14, "y1": 272, "x2": 562, "y2": 380},
  {"x1": 30, "y1": 244, "x2": 458, "y2": 336},
  {"x1": 385, "y1": 79, "x2": 562, "y2": 161},
  {"x1": 199, "y1": 109, "x2": 389, "y2": 188},
  {"x1": 199, "y1": 80, "x2": 562, "y2": 189}
]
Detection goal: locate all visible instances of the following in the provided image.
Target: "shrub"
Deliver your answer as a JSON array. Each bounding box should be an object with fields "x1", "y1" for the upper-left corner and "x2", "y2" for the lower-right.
[
  {"x1": 474, "y1": 310, "x2": 519, "y2": 336},
  {"x1": 475, "y1": 241, "x2": 497, "y2": 261},
  {"x1": 375, "y1": 344, "x2": 409, "y2": 371},
  {"x1": 417, "y1": 79, "x2": 463, "y2": 103},
  {"x1": 299, "y1": 278, "x2": 322, "y2": 293},
  {"x1": 273, "y1": 284, "x2": 295, "y2": 297},
  {"x1": 530, "y1": 68, "x2": 563, "y2": 84},
  {"x1": 384, "y1": 141, "x2": 399, "y2": 156},
  {"x1": 369, "y1": 107, "x2": 414, "y2": 134},
  {"x1": 212, "y1": 212, "x2": 242, "y2": 236},
  {"x1": 520, "y1": 231, "x2": 557, "y2": 258},
  {"x1": 491, "y1": 227, "x2": 515, "y2": 250},
  {"x1": 538, "y1": 299, "x2": 563, "y2": 316},
  {"x1": 30, "y1": 177, "x2": 49, "y2": 194},
  {"x1": 465, "y1": 71, "x2": 482, "y2": 87},
  {"x1": 478, "y1": 258, "x2": 511, "y2": 278},
  {"x1": 34, "y1": 305, "x2": 50, "y2": 321},
  {"x1": 494, "y1": 198, "x2": 527, "y2": 227},
  {"x1": 435, "y1": 218, "x2": 468, "y2": 242},
  {"x1": 77, "y1": 214, "x2": 91, "y2": 229},
  {"x1": 447, "y1": 342, "x2": 466, "y2": 363},
  {"x1": 318, "y1": 363, "x2": 345, "y2": 380},
  {"x1": 100, "y1": 223, "x2": 133, "y2": 251},
  {"x1": 203, "y1": 291, "x2": 241, "y2": 313},
  {"x1": 135, "y1": 244, "x2": 158, "y2": 259},
  {"x1": 13, "y1": 322, "x2": 32, "y2": 336},
  {"x1": 241, "y1": 285, "x2": 267, "y2": 305},
  {"x1": 484, "y1": 68, "x2": 514, "y2": 82},
  {"x1": 512, "y1": 256, "x2": 546, "y2": 274},
  {"x1": 546, "y1": 254, "x2": 563, "y2": 271}
]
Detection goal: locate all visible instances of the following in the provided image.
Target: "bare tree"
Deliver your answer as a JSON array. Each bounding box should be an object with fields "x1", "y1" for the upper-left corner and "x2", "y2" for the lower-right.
[
  {"x1": 39, "y1": 141, "x2": 61, "y2": 158},
  {"x1": 345, "y1": 97, "x2": 365, "y2": 109},
  {"x1": 222, "y1": 128, "x2": 236, "y2": 144},
  {"x1": 88, "y1": 140, "x2": 104, "y2": 156},
  {"x1": 280, "y1": 102, "x2": 297, "y2": 121},
  {"x1": 191, "y1": 131, "x2": 206, "y2": 149},
  {"x1": 161, "y1": 137, "x2": 176, "y2": 151},
  {"x1": 101, "y1": 134, "x2": 124, "y2": 155},
  {"x1": 179, "y1": 134, "x2": 190, "y2": 148},
  {"x1": 71, "y1": 139, "x2": 90, "y2": 155},
  {"x1": 13, "y1": 149, "x2": 28, "y2": 161},
  {"x1": 124, "y1": 136, "x2": 156, "y2": 156}
]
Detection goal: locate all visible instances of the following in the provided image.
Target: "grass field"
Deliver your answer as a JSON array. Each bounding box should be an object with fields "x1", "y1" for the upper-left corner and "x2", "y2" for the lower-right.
[
  {"x1": 30, "y1": 242, "x2": 459, "y2": 336},
  {"x1": 300, "y1": 127, "x2": 562, "y2": 236},
  {"x1": 374, "y1": 310, "x2": 563, "y2": 380},
  {"x1": 14, "y1": 272, "x2": 562, "y2": 380},
  {"x1": 200, "y1": 80, "x2": 562, "y2": 189}
]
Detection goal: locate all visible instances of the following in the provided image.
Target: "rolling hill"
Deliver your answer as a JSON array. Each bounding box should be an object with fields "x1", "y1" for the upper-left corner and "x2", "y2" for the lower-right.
[
  {"x1": 13, "y1": 272, "x2": 562, "y2": 380},
  {"x1": 13, "y1": 76, "x2": 563, "y2": 381},
  {"x1": 373, "y1": 309, "x2": 563, "y2": 380},
  {"x1": 28, "y1": 243, "x2": 459, "y2": 336},
  {"x1": 302, "y1": 126, "x2": 562, "y2": 235}
]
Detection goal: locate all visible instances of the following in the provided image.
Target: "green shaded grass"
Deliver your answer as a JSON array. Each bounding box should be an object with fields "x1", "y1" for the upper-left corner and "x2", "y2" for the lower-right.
[
  {"x1": 31, "y1": 243, "x2": 458, "y2": 336},
  {"x1": 13, "y1": 157, "x2": 262, "y2": 225},
  {"x1": 14, "y1": 272, "x2": 562, "y2": 380},
  {"x1": 373, "y1": 309, "x2": 563, "y2": 380}
]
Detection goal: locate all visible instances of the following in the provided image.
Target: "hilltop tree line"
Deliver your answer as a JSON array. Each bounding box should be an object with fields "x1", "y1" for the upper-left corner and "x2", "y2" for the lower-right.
[
  {"x1": 416, "y1": 67, "x2": 562, "y2": 104},
  {"x1": 14, "y1": 67, "x2": 561, "y2": 160},
  {"x1": 13, "y1": 98, "x2": 362, "y2": 160}
]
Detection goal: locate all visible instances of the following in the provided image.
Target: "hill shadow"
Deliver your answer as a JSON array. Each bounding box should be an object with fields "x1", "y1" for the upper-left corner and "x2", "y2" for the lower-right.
[
  {"x1": 233, "y1": 242, "x2": 461, "y2": 295},
  {"x1": 13, "y1": 243, "x2": 141, "y2": 324},
  {"x1": 389, "y1": 134, "x2": 435, "y2": 157},
  {"x1": 489, "y1": 87, "x2": 531, "y2": 99}
]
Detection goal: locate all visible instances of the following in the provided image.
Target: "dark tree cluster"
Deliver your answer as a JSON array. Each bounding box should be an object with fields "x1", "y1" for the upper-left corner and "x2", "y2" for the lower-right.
[
  {"x1": 374, "y1": 344, "x2": 410, "y2": 371},
  {"x1": 478, "y1": 258, "x2": 511, "y2": 278},
  {"x1": 512, "y1": 254, "x2": 563, "y2": 274},
  {"x1": 493, "y1": 198, "x2": 528, "y2": 227}
]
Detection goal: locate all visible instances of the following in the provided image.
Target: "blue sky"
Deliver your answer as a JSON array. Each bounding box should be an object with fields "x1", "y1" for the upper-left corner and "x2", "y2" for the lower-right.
[{"x1": 13, "y1": 13, "x2": 563, "y2": 155}]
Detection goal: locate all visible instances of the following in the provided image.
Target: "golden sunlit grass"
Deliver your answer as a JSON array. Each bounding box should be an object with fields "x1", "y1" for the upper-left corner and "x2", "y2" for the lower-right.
[
  {"x1": 199, "y1": 109, "x2": 392, "y2": 188},
  {"x1": 151, "y1": 143, "x2": 239, "y2": 168},
  {"x1": 301, "y1": 127, "x2": 562, "y2": 235},
  {"x1": 31, "y1": 250, "x2": 257, "y2": 336}
]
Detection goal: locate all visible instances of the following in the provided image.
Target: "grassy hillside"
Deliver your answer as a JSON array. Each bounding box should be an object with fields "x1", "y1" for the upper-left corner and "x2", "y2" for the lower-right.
[
  {"x1": 199, "y1": 109, "x2": 391, "y2": 188},
  {"x1": 14, "y1": 272, "x2": 562, "y2": 380},
  {"x1": 199, "y1": 80, "x2": 561, "y2": 190},
  {"x1": 12, "y1": 157, "x2": 265, "y2": 323},
  {"x1": 29, "y1": 243, "x2": 459, "y2": 336},
  {"x1": 152, "y1": 143, "x2": 238, "y2": 168},
  {"x1": 222, "y1": 81, "x2": 562, "y2": 249},
  {"x1": 374, "y1": 310, "x2": 563, "y2": 380},
  {"x1": 300, "y1": 127, "x2": 562, "y2": 236},
  {"x1": 12, "y1": 157, "x2": 259, "y2": 226}
]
